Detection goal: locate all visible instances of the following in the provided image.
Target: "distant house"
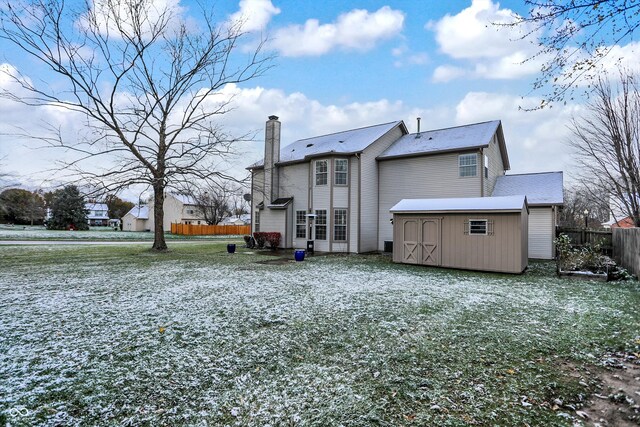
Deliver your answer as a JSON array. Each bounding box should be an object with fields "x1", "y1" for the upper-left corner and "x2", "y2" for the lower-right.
[
  {"x1": 220, "y1": 214, "x2": 251, "y2": 226},
  {"x1": 122, "y1": 205, "x2": 149, "y2": 231},
  {"x1": 248, "y1": 116, "x2": 562, "y2": 262},
  {"x1": 122, "y1": 193, "x2": 207, "y2": 232},
  {"x1": 491, "y1": 172, "x2": 564, "y2": 259},
  {"x1": 602, "y1": 216, "x2": 635, "y2": 229},
  {"x1": 86, "y1": 203, "x2": 109, "y2": 226},
  {"x1": 602, "y1": 193, "x2": 638, "y2": 229}
]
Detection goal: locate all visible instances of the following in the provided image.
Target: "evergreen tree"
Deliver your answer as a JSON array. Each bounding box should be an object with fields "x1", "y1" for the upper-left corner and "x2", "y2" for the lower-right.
[{"x1": 47, "y1": 185, "x2": 89, "y2": 230}]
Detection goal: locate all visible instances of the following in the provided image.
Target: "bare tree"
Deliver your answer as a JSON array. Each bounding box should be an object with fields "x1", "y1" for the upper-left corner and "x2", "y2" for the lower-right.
[
  {"x1": 186, "y1": 180, "x2": 246, "y2": 225},
  {"x1": 505, "y1": 0, "x2": 640, "y2": 108},
  {"x1": 568, "y1": 69, "x2": 640, "y2": 226},
  {"x1": 0, "y1": 0, "x2": 271, "y2": 250},
  {"x1": 558, "y1": 186, "x2": 609, "y2": 228}
]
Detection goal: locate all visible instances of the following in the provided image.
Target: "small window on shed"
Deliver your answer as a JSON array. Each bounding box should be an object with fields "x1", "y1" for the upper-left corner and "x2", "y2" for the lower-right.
[{"x1": 464, "y1": 219, "x2": 494, "y2": 235}]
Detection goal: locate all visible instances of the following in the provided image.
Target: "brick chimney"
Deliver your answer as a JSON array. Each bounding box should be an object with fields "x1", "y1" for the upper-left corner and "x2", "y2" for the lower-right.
[{"x1": 263, "y1": 115, "x2": 281, "y2": 203}]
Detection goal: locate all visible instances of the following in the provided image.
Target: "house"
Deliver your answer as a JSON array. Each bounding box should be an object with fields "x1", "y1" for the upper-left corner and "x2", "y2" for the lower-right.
[
  {"x1": 602, "y1": 193, "x2": 638, "y2": 229},
  {"x1": 491, "y1": 172, "x2": 564, "y2": 259},
  {"x1": 122, "y1": 193, "x2": 207, "y2": 232},
  {"x1": 221, "y1": 214, "x2": 251, "y2": 226},
  {"x1": 122, "y1": 205, "x2": 149, "y2": 231},
  {"x1": 391, "y1": 195, "x2": 529, "y2": 273},
  {"x1": 86, "y1": 203, "x2": 109, "y2": 226}
]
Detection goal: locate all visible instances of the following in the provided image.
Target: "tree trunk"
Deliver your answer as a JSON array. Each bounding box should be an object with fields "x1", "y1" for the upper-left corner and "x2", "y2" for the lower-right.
[{"x1": 152, "y1": 185, "x2": 167, "y2": 251}]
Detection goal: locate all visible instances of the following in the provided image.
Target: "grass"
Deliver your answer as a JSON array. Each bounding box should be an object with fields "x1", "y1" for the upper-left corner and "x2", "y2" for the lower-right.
[{"x1": 1, "y1": 243, "x2": 639, "y2": 426}]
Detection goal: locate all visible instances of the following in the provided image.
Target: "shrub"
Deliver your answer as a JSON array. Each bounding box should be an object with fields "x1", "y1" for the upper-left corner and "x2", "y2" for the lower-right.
[
  {"x1": 265, "y1": 232, "x2": 281, "y2": 249},
  {"x1": 253, "y1": 232, "x2": 266, "y2": 249},
  {"x1": 555, "y1": 233, "x2": 609, "y2": 273}
]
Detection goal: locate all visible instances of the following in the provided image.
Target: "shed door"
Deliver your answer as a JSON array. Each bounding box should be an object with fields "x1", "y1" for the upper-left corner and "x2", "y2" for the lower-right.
[
  {"x1": 401, "y1": 219, "x2": 419, "y2": 264},
  {"x1": 420, "y1": 218, "x2": 441, "y2": 266}
]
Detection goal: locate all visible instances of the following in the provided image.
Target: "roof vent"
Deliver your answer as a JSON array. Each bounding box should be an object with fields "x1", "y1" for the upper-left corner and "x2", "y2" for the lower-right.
[
  {"x1": 338, "y1": 140, "x2": 344, "y2": 143},
  {"x1": 268, "y1": 115, "x2": 279, "y2": 121},
  {"x1": 429, "y1": 137, "x2": 433, "y2": 140},
  {"x1": 306, "y1": 143, "x2": 314, "y2": 148}
]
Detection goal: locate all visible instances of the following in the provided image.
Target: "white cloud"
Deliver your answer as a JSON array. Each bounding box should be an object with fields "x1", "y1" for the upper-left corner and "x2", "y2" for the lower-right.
[
  {"x1": 429, "y1": 0, "x2": 547, "y2": 81},
  {"x1": 271, "y1": 6, "x2": 404, "y2": 57},
  {"x1": 229, "y1": 0, "x2": 280, "y2": 32},
  {"x1": 455, "y1": 91, "x2": 581, "y2": 175}
]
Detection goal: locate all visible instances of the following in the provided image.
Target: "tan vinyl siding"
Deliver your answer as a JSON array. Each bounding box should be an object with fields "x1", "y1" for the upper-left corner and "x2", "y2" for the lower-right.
[
  {"x1": 378, "y1": 152, "x2": 482, "y2": 251},
  {"x1": 359, "y1": 125, "x2": 406, "y2": 252},
  {"x1": 278, "y1": 163, "x2": 309, "y2": 248},
  {"x1": 483, "y1": 134, "x2": 506, "y2": 196},
  {"x1": 529, "y1": 207, "x2": 554, "y2": 259},
  {"x1": 349, "y1": 156, "x2": 360, "y2": 253},
  {"x1": 393, "y1": 212, "x2": 526, "y2": 273}
]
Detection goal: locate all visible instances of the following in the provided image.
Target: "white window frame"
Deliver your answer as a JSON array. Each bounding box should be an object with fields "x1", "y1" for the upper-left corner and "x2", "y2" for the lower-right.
[
  {"x1": 315, "y1": 210, "x2": 327, "y2": 240},
  {"x1": 333, "y1": 208, "x2": 347, "y2": 242},
  {"x1": 315, "y1": 160, "x2": 328, "y2": 186},
  {"x1": 254, "y1": 210, "x2": 260, "y2": 232},
  {"x1": 295, "y1": 210, "x2": 306, "y2": 239},
  {"x1": 459, "y1": 153, "x2": 477, "y2": 177},
  {"x1": 465, "y1": 219, "x2": 494, "y2": 236},
  {"x1": 334, "y1": 159, "x2": 348, "y2": 186},
  {"x1": 484, "y1": 155, "x2": 489, "y2": 178}
]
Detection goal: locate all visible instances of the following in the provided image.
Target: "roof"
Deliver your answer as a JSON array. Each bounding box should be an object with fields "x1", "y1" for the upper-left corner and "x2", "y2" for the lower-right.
[
  {"x1": 249, "y1": 121, "x2": 406, "y2": 168},
  {"x1": 491, "y1": 172, "x2": 563, "y2": 206},
  {"x1": 267, "y1": 197, "x2": 293, "y2": 209},
  {"x1": 390, "y1": 195, "x2": 527, "y2": 213},
  {"x1": 124, "y1": 205, "x2": 149, "y2": 220},
  {"x1": 378, "y1": 120, "x2": 509, "y2": 169},
  {"x1": 170, "y1": 193, "x2": 198, "y2": 205}
]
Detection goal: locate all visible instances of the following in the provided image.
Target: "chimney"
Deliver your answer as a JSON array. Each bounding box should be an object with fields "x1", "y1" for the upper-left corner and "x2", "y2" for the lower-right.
[
  {"x1": 263, "y1": 115, "x2": 281, "y2": 203},
  {"x1": 415, "y1": 117, "x2": 421, "y2": 139}
]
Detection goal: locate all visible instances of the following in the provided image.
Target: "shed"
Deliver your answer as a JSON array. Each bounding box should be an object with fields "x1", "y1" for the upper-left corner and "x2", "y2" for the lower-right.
[{"x1": 390, "y1": 195, "x2": 528, "y2": 274}]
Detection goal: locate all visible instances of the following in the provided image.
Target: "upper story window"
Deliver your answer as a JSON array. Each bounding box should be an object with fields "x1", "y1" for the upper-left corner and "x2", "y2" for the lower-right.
[
  {"x1": 484, "y1": 155, "x2": 489, "y2": 178},
  {"x1": 334, "y1": 159, "x2": 348, "y2": 186},
  {"x1": 315, "y1": 160, "x2": 328, "y2": 185},
  {"x1": 296, "y1": 210, "x2": 306, "y2": 239},
  {"x1": 459, "y1": 153, "x2": 477, "y2": 177}
]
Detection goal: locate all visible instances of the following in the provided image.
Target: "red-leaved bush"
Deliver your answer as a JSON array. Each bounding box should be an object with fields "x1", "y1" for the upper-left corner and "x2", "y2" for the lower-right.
[{"x1": 253, "y1": 232, "x2": 281, "y2": 249}]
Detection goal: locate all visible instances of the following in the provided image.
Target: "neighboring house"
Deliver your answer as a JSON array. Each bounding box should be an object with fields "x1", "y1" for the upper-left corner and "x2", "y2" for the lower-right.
[
  {"x1": 122, "y1": 205, "x2": 149, "y2": 231},
  {"x1": 122, "y1": 194, "x2": 207, "y2": 232},
  {"x1": 248, "y1": 116, "x2": 547, "y2": 255},
  {"x1": 221, "y1": 214, "x2": 251, "y2": 225},
  {"x1": 86, "y1": 203, "x2": 109, "y2": 226},
  {"x1": 491, "y1": 172, "x2": 564, "y2": 259},
  {"x1": 602, "y1": 193, "x2": 638, "y2": 229},
  {"x1": 602, "y1": 216, "x2": 635, "y2": 229}
]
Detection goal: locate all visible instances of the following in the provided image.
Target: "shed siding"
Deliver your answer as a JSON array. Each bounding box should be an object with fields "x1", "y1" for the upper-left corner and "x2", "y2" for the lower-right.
[
  {"x1": 529, "y1": 207, "x2": 554, "y2": 259},
  {"x1": 360, "y1": 125, "x2": 406, "y2": 252},
  {"x1": 483, "y1": 134, "x2": 506, "y2": 196},
  {"x1": 393, "y1": 212, "x2": 526, "y2": 273},
  {"x1": 378, "y1": 152, "x2": 482, "y2": 251}
]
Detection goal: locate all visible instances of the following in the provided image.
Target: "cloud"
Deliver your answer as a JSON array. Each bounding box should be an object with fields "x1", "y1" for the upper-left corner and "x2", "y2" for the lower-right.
[
  {"x1": 271, "y1": 6, "x2": 404, "y2": 57},
  {"x1": 229, "y1": 0, "x2": 280, "y2": 32},
  {"x1": 429, "y1": 0, "x2": 546, "y2": 81}
]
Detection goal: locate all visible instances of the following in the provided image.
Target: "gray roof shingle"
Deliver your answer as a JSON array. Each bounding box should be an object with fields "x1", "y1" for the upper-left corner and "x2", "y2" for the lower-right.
[
  {"x1": 491, "y1": 172, "x2": 563, "y2": 205},
  {"x1": 378, "y1": 120, "x2": 502, "y2": 159},
  {"x1": 390, "y1": 195, "x2": 527, "y2": 213}
]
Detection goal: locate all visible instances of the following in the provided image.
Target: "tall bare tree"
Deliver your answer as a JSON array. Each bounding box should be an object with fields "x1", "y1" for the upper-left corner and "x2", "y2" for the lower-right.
[
  {"x1": 505, "y1": 0, "x2": 640, "y2": 108},
  {"x1": 569, "y1": 69, "x2": 640, "y2": 226},
  {"x1": 0, "y1": 0, "x2": 271, "y2": 250}
]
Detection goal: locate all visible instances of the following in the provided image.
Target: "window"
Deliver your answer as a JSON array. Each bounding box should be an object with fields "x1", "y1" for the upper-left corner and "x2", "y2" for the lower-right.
[
  {"x1": 315, "y1": 210, "x2": 327, "y2": 240},
  {"x1": 334, "y1": 209, "x2": 347, "y2": 241},
  {"x1": 296, "y1": 210, "x2": 306, "y2": 239},
  {"x1": 316, "y1": 160, "x2": 328, "y2": 185},
  {"x1": 255, "y1": 211, "x2": 260, "y2": 232},
  {"x1": 186, "y1": 209, "x2": 195, "y2": 215},
  {"x1": 334, "y1": 159, "x2": 348, "y2": 185},
  {"x1": 464, "y1": 219, "x2": 494, "y2": 235},
  {"x1": 484, "y1": 155, "x2": 489, "y2": 178},
  {"x1": 459, "y1": 153, "x2": 477, "y2": 177}
]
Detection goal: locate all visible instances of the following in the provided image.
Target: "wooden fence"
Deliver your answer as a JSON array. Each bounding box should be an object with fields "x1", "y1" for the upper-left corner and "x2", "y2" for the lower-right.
[
  {"x1": 555, "y1": 227, "x2": 613, "y2": 255},
  {"x1": 612, "y1": 228, "x2": 640, "y2": 277},
  {"x1": 171, "y1": 223, "x2": 251, "y2": 236}
]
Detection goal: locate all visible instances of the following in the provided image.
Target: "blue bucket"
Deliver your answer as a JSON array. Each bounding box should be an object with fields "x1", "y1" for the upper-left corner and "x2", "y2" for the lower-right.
[
  {"x1": 227, "y1": 244, "x2": 236, "y2": 254},
  {"x1": 294, "y1": 250, "x2": 305, "y2": 262}
]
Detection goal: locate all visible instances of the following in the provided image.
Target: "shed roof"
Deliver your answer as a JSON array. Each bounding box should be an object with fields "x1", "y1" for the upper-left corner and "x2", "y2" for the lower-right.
[
  {"x1": 124, "y1": 205, "x2": 149, "y2": 220},
  {"x1": 390, "y1": 195, "x2": 527, "y2": 213},
  {"x1": 491, "y1": 172, "x2": 563, "y2": 206},
  {"x1": 249, "y1": 121, "x2": 406, "y2": 168},
  {"x1": 378, "y1": 120, "x2": 509, "y2": 169}
]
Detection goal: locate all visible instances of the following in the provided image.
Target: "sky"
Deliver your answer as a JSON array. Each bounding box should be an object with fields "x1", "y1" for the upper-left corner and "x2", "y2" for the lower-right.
[{"x1": 0, "y1": 0, "x2": 638, "y2": 201}]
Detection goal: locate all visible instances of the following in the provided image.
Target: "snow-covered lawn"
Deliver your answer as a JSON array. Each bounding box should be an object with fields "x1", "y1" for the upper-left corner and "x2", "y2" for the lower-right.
[
  {"x1": 0, "y1": 225, "x2": 235, "y2": 240},
  {"x1": 1, "y1": 243, "x2": 639, "y2": 426}
]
